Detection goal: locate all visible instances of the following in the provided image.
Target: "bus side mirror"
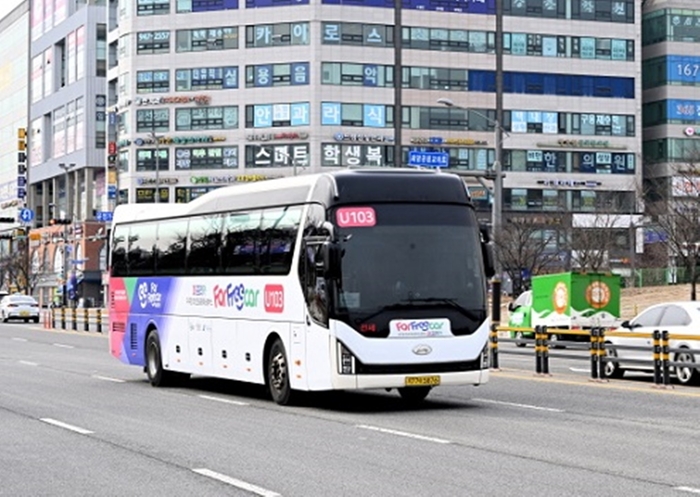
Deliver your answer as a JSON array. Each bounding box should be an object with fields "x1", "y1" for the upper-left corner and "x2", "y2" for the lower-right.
[
  {"x1": 316, "y1": 241, "x2": 342, "y2": 279},
  {"x1": 480, "y1": 225, "x2": 495, "y2": 278}
]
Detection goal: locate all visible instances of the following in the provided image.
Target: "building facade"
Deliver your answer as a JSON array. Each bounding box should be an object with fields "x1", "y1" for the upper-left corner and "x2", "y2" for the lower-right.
[
  {"x1": 0, "y1": 1, "x2": 30, "y2": 293},
  {"x1": 642, "y1": 0, "x2": 700, "y2": 195},
  {"x1": 28, "y1": 0, "x2": 109, "y2": 305},
  {"x1": 108, "y1": 0, "x2": 642, "y2": 272}
]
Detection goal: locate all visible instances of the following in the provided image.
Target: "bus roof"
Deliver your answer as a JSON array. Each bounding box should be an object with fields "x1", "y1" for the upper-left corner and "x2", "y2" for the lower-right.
[{"x1": 112, "y1": 168, "x2": 470, "y2": 225}]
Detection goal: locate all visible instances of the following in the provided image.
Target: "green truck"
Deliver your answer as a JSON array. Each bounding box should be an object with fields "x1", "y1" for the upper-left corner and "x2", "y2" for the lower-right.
[{"x1": 507, "y1": 272, "x2": 621, "y2": 345}]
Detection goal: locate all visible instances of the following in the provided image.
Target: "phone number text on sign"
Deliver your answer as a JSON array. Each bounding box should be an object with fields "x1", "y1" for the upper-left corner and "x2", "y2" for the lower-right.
[{"x1": 336, "y1": 207, "x2": 376, "y2": 228}]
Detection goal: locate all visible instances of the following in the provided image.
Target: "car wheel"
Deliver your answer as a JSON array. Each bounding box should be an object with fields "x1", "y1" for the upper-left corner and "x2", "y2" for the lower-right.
[
  {"x1": 604, "y1": 342, "x2": 624, "y2": 379},
  {"x1": 267, "y1": 338, "x2": 295, "y2": 405},
  {"x1": 146, "y1": 330, "x2": 189, "y2": 387},
  {"x1": 398, "y1": 386, "x2": 432, "y2": 405},
  {"x1": 515, "y1": 331, "x2": 527, "y2": 348},
  {"x1": 548, "y1": 332, "x2": 565, "y2": 349},
  {"x1": 674, "y1": 348, "x2": 698, "y2": 385},
  {"x1": 33, "y1": 317, "x2": 39, "y2": 324}
]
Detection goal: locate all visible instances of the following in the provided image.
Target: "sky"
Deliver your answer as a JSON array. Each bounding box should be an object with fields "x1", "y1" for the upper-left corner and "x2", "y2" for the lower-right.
[{"x1": 0, "y1": 0, "x2": 24, "y2": 22}]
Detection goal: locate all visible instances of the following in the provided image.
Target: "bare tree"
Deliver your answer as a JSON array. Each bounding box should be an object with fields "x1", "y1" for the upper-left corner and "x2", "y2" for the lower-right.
[
  {"x1": 646, "y1": 164, "x2": 700, "y2": 300},
  {"x1": 493, "y1": 215, "x2": 565, "y2": 296},
  {"x1": 0, "y1": 239, "x2": 42, "y2": 295}
]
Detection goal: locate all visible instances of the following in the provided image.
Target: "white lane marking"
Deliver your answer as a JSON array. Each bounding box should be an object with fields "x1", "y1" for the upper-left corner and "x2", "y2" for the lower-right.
[
  {"x1": 93, "y1": 375, "x2": 125, "y2": 383},
  {"x1": 569, "y1": 368, "x2": 590, "y2": 373},
  {"x1": 53, "y1": 343, "x2": 74, "y2": 349},
  {"x1": 473, "y1": 398, "x2": 564, "y2": 413},
  {"x1": 40, "y1": 418, "x2": 93, "y2": 435},
  {"x1": 19, "y1": 360, "x2": 38, "y2": 366},
  {"x1": 356, "y1": 424, "x2": 450, "y2": 444},
  {"x1": 676, "y1": 487, "x2": 700, "y2": 494},
  {"x1": 12, "y1": 337, "x2": 28, "y2": 342},
  {"x1": 192, "y1": 468, "x2": 281, "y2": 497},
  {"x1": 198, "y1": 394, "x2": 249, "y2": 406}
]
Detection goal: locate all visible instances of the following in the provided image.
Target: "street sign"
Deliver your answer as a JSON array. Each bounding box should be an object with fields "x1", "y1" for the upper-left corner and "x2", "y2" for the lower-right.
[
  {"x1": 96, "y1": 211, "x2": 113, "y2": 222},
  {"x1": 407, "y1": 150, "x2": 450, "y2": 168},
  {"x1": 18, "y1": 208, "x2": 33, "y2": 223}
]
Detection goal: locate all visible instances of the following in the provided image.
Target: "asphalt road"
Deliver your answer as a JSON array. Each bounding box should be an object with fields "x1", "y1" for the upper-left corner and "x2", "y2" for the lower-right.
[{"x1": 2, "y1": 324, "x2": 699, "y2": 497}]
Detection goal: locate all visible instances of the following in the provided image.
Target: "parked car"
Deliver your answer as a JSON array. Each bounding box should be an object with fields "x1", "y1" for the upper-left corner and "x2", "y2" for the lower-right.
[
  {"x1": 0, "y1": 294, "x2": 40, "y2": 323},
  {"x1": 605, "y1": 301, "x2": 700, "y2": 385}
]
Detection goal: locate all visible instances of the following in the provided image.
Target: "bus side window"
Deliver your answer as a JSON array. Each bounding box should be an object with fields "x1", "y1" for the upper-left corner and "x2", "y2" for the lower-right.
[
  {"x1": 111, "y1": 226, "x2": 128, "y2": 277},
  {"x1": 187, "y1": 215, "x2": 222, "y2": 274},
  {"x1": 127, "y1": 223, "x2": 156, "y2": 276}
]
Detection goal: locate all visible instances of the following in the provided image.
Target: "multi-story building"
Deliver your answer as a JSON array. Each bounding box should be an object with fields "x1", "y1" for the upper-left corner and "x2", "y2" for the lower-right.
[
  {"x1": 0, "y1": 1, "x2": 29, "y2": 293},
  {"x1": 642, "y1": 0, "x2": 700, "y2": 199},
  {"x1": 28, "y1": 0, "x2": 109, "y2": 306},
  {"x1": 108, "y1": 0, "x2": 643, "y2": 274}
]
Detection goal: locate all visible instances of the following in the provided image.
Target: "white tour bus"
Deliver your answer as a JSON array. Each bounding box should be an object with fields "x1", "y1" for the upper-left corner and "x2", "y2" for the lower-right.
[{"x1": 109, "y1": 168, "x2": 494, "y2": 404}]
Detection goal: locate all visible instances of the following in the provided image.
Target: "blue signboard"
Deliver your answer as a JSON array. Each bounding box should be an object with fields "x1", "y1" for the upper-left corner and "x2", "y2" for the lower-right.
[
  {"x1": 321, "y1": 103, "x2": 341, "y2": 125},
  {"x1": 108, "y1": 185, "x2": 117, "y2": 199},
  {"x1": 408, "y1": 151, "x2": 449, "y2": 168},
  {"x1": 667, "y1": 99, "x2": 700, "y2": 121},
  {"x1": 291, "y1": 63, "x2": 309, "y2": 86},
  {"x1": 191, "y1": 0, "x2": 238, "y2": 11},
  {"x1": 96, "y1": 211, "x2": 113, "y2": 223},
  {"x1": 666, "y1": 55, "x2": 700, "y2": 84},
  {"x1": 19, "y1": 208, "x2": 34, "y2": 223},
  {"x1": 363, "y1": 105, "x2": 386, "y2": 128}
]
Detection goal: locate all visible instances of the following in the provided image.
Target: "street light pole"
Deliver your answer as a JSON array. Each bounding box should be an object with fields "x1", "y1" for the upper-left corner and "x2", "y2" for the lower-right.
[
  {"x1": 436, "y1": 98, "x2": 505, "y2": 260},
  {"x1": 149, "y1": 131, "x2": 161, "y2": 203},
  {"x1": 58, "y1": 163, "x2": 73, "y2": 308}
]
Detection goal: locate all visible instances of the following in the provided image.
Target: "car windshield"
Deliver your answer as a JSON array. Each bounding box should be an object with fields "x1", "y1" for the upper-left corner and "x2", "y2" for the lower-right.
[{"x1": 331, "y1": 203, "x2": 487, "y2": 337}]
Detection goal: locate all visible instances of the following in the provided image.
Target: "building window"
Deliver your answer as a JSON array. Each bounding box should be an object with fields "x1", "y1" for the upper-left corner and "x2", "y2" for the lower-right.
[
  {"x1": 245, "y1": 22, "x2": 309, "y2": 48},
  {"x1": 137, "y1": 30, "x2": 171, "y2": 54},
  {"x1": 136, "y1": 148, "x2": 169, "y2": 172},
  {"x1": 320, "y1": 102, "x2": 392, "y2": 128},
  {"x1": 322, "y1": 62, "x2": 394, "y2": 87},
  {"x1": 137, "y1": 70, "x2": 170, "y2": 93},
  {"x1": 176, "y1": 27, "x2": 238, "y2": 51},
  {"x1": 175, "y1": 106, "x2": 238, "y2": 130},
  {"x1": 136, "y1": 109, "x2": 170, "y2": 132},
  {"x1": 175, "y1": 66, "x2": 238, "y2": 90},
  {"x1": 246, "y1": 102, "x2": 310, "y2": 128},
  {"x1": 174, "y1": 146, "x2": 238, "y2": 170},
  {"x1": 138, "y1": 0, "x2": 170, "y2": 15},
  {"x1": 245, "y1": 63, "x2": 309, "y2": 87}
]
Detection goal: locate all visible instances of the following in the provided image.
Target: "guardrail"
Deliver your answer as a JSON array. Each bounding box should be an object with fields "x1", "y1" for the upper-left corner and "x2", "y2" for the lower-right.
[
  {"x1": 42, "y1": 308, "x2": 106, "y2": 333},
  {"x1": 490, "y1": 324, "x2": 700, "y2": 388}
]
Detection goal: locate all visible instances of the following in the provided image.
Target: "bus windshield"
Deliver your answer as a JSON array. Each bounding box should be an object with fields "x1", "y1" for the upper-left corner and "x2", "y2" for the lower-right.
[{"x1": 332, "y1": 203, "x2": 486, "y2": 337}]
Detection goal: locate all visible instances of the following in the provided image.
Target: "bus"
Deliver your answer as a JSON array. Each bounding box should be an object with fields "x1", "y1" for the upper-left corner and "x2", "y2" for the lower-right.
[{"x1": 108, "y1": 168, "x2": 494, "y2": 405}]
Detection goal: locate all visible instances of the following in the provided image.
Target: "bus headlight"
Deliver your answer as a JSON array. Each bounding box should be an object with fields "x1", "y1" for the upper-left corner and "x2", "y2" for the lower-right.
[
  {"x1": 481, "y1": 343, "x2": 489, "y2": 369},
  {"x1": 337, "y1": 343, "x2": 356, "y2": 375}
]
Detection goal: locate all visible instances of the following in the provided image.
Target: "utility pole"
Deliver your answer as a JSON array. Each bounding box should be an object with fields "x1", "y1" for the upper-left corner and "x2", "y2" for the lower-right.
[{"x1": 58, "y1": 163, "x2": 73, "y2": 307}]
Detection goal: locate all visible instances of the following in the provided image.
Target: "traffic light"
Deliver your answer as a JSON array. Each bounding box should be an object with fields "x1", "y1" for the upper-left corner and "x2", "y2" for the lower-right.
[
  {"x1": 0, "y1": 233, "x2": 13, "y2": 240},
  {"x1": 0, "y1": 217, "x2": 15, "y2": 223},
  {"x1": 50, "y1": 218, "x2": 72, "y2": 225}
]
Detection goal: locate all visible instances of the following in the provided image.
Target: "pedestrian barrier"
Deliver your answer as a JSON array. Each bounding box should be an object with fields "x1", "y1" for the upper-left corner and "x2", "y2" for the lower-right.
[
  {"x1": 494, "y1": 324, "x2": 700, "y2": 388},
  {"x1": 42, "y1": 307, "x2": 107, "y2": 334}
]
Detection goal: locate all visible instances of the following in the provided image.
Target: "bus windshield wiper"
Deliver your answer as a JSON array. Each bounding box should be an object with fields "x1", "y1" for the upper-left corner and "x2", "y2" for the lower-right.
[
  {"x1": 358, "y1": 303, "x2": 416, "y2": 324},
  {"x1": 399, "y1": 297, "x2": 482, "y2": 322}
]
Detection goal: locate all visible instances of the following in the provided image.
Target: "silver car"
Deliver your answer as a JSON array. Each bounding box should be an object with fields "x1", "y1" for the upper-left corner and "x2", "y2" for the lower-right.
[{"x1": 0, "y1": 295, "x2": 40, "y2": 323}]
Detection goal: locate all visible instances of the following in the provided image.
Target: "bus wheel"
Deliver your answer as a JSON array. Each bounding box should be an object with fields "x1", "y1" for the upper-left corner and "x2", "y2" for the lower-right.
[
  {"x1": 398, "y1": 386, "x2": 431, "y2": 405},
  {"x1": 268, "y1": 338, "x2": 295, "y2": 405},
  {"x1": 146, "y1": 330, "x2": 189, "y2": 387}
]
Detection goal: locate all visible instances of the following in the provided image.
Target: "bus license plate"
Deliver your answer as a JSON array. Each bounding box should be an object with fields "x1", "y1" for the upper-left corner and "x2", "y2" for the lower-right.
[{"x1": 404, "y1": 375, "x2": 441, "y2": 387}]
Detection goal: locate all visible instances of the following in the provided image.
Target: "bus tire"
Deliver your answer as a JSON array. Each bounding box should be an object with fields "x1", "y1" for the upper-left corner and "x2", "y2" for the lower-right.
[
  {"x1": 146, "y1": 330, "x2": 188, "y2": 387},
  {"x1": 398, "y1": 386, "x2": 431, "y2": 405},
  {"x1": 267, "y1": 338, "x2": 295, "y2": 405}
]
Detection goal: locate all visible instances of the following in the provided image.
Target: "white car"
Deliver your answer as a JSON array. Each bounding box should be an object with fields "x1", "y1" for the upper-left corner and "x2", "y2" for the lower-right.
[
  {"x1": 605, "y1": 301, "x2": 700, "y2": 385},
  {"x1": 0, "y1": 295, "x2": 40, "y2": 323}
]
